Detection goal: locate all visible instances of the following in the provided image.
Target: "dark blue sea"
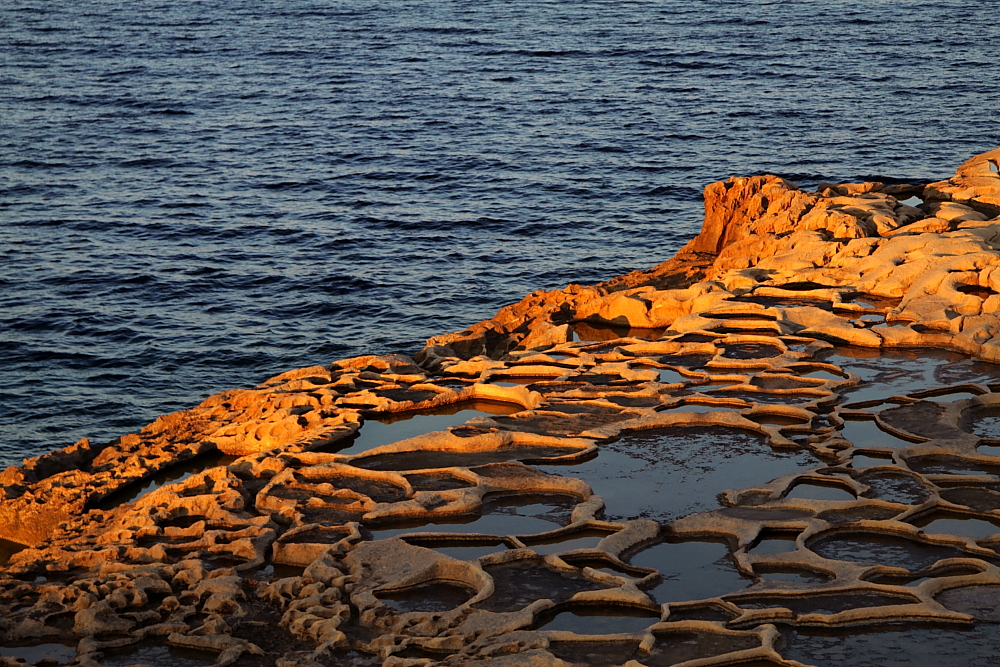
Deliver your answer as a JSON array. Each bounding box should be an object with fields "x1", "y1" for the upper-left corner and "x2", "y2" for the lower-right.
[{"x1": 2, "y1": 0, "x2": 998, "y2": 467}]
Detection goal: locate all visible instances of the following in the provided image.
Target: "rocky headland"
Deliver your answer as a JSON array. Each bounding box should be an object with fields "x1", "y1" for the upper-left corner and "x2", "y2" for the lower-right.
[{"x1": 3, "y1": 148, "x2": 1000, "y2": 667}]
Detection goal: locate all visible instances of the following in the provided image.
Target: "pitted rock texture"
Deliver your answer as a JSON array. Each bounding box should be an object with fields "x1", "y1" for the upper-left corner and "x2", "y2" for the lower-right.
[{"x1": 4, "y1": 148, "x2": 1000, "y2": 666}]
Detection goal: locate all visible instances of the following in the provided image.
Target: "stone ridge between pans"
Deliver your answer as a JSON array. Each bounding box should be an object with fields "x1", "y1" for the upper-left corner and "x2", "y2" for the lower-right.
[{"x1": 2, "y1": 147, "x2": 1000, "y2": 667}]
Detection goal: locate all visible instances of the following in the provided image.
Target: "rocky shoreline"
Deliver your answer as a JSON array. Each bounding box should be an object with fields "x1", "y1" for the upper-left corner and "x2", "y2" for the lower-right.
[{"x1": 3, "y1": 148, "x2": 1000, "y2": 666}]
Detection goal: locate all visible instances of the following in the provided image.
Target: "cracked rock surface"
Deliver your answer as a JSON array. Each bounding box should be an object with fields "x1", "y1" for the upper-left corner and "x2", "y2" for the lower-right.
[{"x1": 4, "y1": 148, "x2": 1000, "y2": 666}]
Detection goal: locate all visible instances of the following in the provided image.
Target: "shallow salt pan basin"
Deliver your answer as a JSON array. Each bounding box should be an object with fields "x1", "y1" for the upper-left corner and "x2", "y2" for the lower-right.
[
  {"x1": 547, "y1": 640, "x2": 642, "y2": 667},
  {"x1": 838, "y1": 418, "x2": 915, "y2": 449},
  {"x1": 825, "y1": 348, "x2": 1000, "y2": 403},
  {"x1": 779, "y1": 624, "x2": 1000, "y2": 667},
  {"x1": 808, "y1": 532, "x2": 999, "y2": 570},
  {"x1": 98, "y1": 642, "x2": 215, "y2": 667},
  {"x1": 851, "y1": 452, "x2": 896, "y2": 468},
  {"x1": 0, "y1": 643, "x2": 77, "y2": 665},
  {"x1": 369, "y1": 513, "x2": 558, "y2": 540},
  {"x1": 628, "y1": 365, "x2": 689, "y2": 384},
  {"x1": 532, "y1": 605, "x2": 661, "y2": 634},
  {"x1": 368, "y1": 496, "x2": 574, "y2": 540},
  {"x1": 784, "y1": 482, "x2": 856, "y2": 501},
  {"x1": 353, "y1": 444, "x2": 583, "y2": 471},
  {"x1": 377, "y1": 581, "x2": 476, "y2": 612},
  {"x1": 94, "y1": 451, "x2": 239, "y2": 510},
  {"x1": 336, "y1": 400, "x2": 523, "y2": 456},
  {"x1": 660, "y1": 403, "x2": 734, "y2": 414},
  {"x1": 910, "y1": 513, "x2": 1000, "y2": 539},
  {"x1": 628, "y1": 539, "x2": 751, "y2": 603},
  {"x1": 539, "y1": 426, "x2": 819, "y2": 523},
  {"x1": 405, "y1": 539, "x2": 509, "y2": 561},
  {"x1": 522, "y1": 530, "x2": 614, "y2": 556},
  {"x1": 476, "y1": 561, "x2": 603, "y2": 613},
  {"x1": 750, "y1": 534, "x2": 799, "y2": 554},
  {"x1": 643, "y1": 631, "x2": 761, "y2": 667},
  {"x1": 571, "y1": 322, "x2": 665, "y2": 342},
  {"x1": 757, "y1": 568, "x2": 830, "y2": 584}
]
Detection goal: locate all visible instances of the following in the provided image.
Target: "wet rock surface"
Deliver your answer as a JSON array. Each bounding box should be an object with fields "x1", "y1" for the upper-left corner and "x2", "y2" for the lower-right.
[{"x1": 5, "y1": 148, "x2": 1000, "y2": 665}]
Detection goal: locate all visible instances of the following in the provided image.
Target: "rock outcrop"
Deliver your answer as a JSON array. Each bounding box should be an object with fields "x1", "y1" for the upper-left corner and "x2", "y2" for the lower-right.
[
  {"x1": 419, "y1": 148, "x2": 1000, "y2": 371},
  {"x1": 3, "y1": 148, "x2": 1000, "y2": 667}
]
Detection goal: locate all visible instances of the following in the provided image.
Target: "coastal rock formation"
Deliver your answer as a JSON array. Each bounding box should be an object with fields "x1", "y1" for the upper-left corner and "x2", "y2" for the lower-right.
[
  {"x1": 3, "y1": 148, "x2": 1000, "y2": 666},
  {"x1": 419, "y1": 147, "x2": 1000, "y2": 370}
]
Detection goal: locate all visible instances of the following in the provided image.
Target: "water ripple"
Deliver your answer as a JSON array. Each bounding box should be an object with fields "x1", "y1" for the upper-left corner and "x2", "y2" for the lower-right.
[{"x1": 1, "y1": 0, "x2": 999, "y2": 465}]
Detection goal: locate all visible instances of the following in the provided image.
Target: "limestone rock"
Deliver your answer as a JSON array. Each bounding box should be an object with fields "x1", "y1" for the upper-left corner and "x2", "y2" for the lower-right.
[
  {"x1": 5, "y1": 146, "x2": 1000, "y2": 667},
  {"x1": 925, "y1": 146, "x2": 1000, "y2": 217}
]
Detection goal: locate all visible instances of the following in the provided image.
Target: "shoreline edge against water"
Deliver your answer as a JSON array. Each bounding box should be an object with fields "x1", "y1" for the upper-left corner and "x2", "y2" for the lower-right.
[{"x1": 2, "y1": 147, "x2": 1000, "y2": 666}]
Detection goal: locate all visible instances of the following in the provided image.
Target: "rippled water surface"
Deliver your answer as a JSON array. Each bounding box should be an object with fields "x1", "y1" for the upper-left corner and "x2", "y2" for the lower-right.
[{"x1": 2, "y1": 0, "x2": 999, "y2": 465}]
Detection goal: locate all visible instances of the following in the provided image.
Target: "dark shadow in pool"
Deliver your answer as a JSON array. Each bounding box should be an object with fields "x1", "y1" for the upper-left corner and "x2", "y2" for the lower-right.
[
  {"x1": 720, "y1": 343, "x2": 783, "y2": 360},
  {"x1": 0, "y1": 537, "x2": 28, "y2": 566}
]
